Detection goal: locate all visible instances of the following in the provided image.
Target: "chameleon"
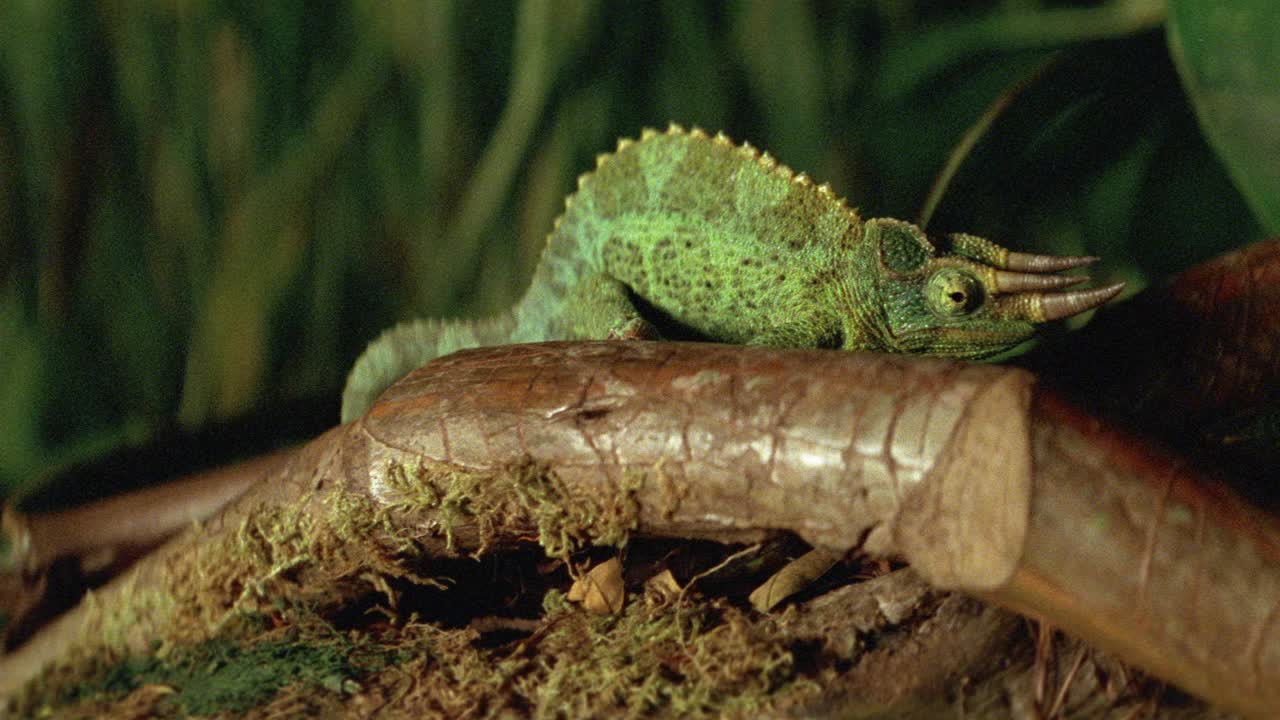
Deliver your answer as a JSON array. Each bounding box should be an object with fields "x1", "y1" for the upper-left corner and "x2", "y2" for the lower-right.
[{"x1": 342, "y1": 124, "x2": 1123, "y2": 422}]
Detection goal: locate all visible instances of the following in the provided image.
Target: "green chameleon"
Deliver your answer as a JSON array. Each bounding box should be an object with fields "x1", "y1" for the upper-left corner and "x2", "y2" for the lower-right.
[{"x1": 342, "y1": 124, "x2": 1122, "y2": 422}]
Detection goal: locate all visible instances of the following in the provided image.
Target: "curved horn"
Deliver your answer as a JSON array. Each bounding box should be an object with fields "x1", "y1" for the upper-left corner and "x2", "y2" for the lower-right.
[
  {"x1": 993, "y1": 270, "x2": 1088, "y2": 294},
  {"x1": 1037, "y1": 282, "x2": 1126, "y2": 321},
  {"x1": 1005, "y1": 251, "x2": 1098, "y2": 273}
]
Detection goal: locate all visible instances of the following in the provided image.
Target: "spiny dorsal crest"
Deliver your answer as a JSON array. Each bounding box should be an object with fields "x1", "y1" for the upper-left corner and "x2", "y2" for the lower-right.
[{"x1": 565, "y1": 124, "x2": 855, "y2": 217}]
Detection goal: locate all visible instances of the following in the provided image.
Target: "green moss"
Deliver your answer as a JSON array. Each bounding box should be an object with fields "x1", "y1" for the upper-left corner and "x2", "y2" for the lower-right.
[
  {"x1": 51, "y1": 566, "x2": 817, "y2": 717},
  {"x1": 512, "y1": 594, "x2": 811, "y2": 717},
  {"x1": 50, "y1": 631, "x2": 390, "y2": 717},
  {"x1": 17, "y1": 463, "x2": 807, "y2": 718},
  {"x1": 381, "y1": 459, "x2": 643, "y2": 559}
]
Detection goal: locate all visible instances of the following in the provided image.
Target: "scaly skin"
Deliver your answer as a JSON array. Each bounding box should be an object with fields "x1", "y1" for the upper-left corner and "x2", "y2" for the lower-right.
[{"x1": 342, "y1": 125, "x2": 1123, "y2": 422}]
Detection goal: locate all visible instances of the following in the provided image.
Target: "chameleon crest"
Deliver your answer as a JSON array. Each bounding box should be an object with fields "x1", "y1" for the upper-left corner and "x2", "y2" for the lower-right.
[{"x1": 342, "y1": 125, "x2": 1122, "y2": 421}]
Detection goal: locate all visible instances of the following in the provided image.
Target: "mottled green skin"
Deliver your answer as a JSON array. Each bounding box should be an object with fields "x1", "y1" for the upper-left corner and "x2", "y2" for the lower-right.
[
  {"x1": 342, "y1": 128, "x2": 1037, "y2": 421},
  {"x1": 551, "y1": 131, "x2": 861, "y2": 349}
]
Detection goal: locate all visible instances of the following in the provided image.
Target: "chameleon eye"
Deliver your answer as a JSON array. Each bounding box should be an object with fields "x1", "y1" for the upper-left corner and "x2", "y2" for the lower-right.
[{"x1": 925, "y1": 268, "x2": 982, "y2": 317}]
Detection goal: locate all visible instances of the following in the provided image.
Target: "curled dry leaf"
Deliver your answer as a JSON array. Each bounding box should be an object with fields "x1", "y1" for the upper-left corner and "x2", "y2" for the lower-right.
[
  {"x1": 567, "y1": 557, "x2": 625, "y2": 615},
  {"x1": 748, "y1": 549, "x2": 840, "y2": 613}
]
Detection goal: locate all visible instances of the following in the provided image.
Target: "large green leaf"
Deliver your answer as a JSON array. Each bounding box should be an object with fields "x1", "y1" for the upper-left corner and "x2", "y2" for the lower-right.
[{"x1": 1167, "y1": 2, "x2": 1280, "y2": 235}]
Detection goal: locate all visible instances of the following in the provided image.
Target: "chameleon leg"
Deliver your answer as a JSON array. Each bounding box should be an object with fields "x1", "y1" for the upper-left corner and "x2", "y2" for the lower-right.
[
  {"x1": 563, "y1": 273, "x2": 662, "y2": 341},
  {"x1": 746, "y1": 322, "x2": 837, "y2": 349}
]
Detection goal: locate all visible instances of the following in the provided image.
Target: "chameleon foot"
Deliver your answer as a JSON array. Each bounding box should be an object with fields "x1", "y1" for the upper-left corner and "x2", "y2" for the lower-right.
[{"x1": 607, "y1": 317, "x2": 661, "y2": 341}]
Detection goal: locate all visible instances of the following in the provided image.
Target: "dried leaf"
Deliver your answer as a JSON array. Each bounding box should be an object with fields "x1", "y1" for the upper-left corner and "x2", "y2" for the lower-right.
[{"x1": 567, "y1": 557, "x2": 624, "y2": 615}]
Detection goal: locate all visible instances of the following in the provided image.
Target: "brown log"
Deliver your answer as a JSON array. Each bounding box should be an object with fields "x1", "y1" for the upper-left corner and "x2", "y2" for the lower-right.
[
  {"x1": 1, "y1": 342, "x2": 1275, "y2": 718},
  {"x1": 981, "y1": 391, "x2": 1280, "y2": 719}
]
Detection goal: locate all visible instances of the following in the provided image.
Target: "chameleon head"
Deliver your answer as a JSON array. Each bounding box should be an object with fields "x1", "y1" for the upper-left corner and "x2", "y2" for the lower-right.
[{"x1": 859, "y1": 218, "x2": 1124, "y2": 359}]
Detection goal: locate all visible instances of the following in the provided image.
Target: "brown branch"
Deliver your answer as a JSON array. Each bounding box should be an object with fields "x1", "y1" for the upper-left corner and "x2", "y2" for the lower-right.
[
  {"x1": 1, "y1": 341, "x2": 1275, "y2": 717},
  {"x1": 3, "y1": 449, "x2": 290, "y2": 575},
  {"x1": 981, "y1": 389, "x2": 1280, "y2": 719}
]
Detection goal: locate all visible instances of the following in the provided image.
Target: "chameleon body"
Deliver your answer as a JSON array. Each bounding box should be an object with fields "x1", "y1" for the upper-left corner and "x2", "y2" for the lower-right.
[{"x1": 342, "y1": 125, "x2": 1122, "y2": 421}]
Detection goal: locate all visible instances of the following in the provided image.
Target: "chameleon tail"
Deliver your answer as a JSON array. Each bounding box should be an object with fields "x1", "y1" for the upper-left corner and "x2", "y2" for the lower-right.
[
  {"x1": 340, "y1": 312, "x2": 518, "y2": 422},
  {"x1": 341, "y1": 240, "x2": 590, "y2": 423}
]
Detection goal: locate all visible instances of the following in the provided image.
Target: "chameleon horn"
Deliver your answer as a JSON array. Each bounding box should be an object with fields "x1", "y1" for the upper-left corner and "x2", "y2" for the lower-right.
[
  {"x1": 993, "y1": 270, "x2": 1087, "y2": 294},
  {"x1": 1037, "y1": 282, "x2": 1126, "y2": 321},
  {"x1": 1005, "y1": 251, "x2": 1098, "y2": 273}
]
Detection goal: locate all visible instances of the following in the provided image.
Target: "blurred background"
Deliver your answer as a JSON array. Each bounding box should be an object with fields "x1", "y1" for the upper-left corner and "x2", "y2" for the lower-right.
[{"x1": 0, "y1": 0, "x2": 1276, "y2": 504}]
